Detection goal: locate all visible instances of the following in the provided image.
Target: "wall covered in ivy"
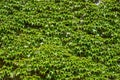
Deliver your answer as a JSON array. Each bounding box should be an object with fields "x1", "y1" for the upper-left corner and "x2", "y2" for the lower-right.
[{"x1": 0, "y1": 0, "x2": 120, "y2": 79}]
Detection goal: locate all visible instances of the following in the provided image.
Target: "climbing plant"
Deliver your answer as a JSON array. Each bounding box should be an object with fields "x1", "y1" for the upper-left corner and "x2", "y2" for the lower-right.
[{"x1": 0, "y1": 0, "x2": 120, "y2": 80}]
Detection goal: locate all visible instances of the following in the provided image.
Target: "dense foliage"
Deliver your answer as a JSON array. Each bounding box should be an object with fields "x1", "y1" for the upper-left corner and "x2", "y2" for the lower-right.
[{"x1": 0, "y1": 0, "x2": 120, "y2": 79}]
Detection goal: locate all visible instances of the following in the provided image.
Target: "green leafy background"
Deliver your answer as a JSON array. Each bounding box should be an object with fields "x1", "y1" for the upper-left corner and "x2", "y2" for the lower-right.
[{"x1": 0, "y1": 0, "x2": 120, "y2": 79}]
